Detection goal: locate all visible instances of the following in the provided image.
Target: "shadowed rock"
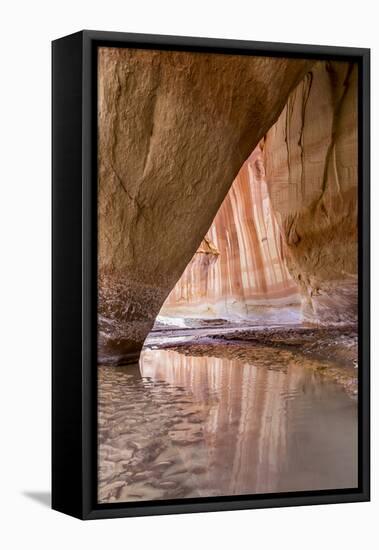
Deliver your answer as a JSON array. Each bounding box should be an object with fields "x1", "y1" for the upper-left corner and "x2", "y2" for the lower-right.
[
  {"x1": 160, "y1": 145, "x2": 301, "y2": 321},
  {"x1": 159, "y1": 61, "x2": 358, "y2": 327},
  {"x1": 264, "y1": 60, "x2": 358, "y2": 323},
  {"x1": 98, "y1": 47, "x2": 312, "y2": 364}
]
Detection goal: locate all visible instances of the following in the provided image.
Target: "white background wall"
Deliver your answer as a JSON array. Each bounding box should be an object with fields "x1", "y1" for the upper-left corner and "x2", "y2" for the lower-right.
[{"x1": 0, "y1": 1, "x2": 376, "y2": 548}]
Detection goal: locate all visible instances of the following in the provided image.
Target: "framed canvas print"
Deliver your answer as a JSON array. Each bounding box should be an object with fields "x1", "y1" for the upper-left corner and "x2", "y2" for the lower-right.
[{"x1": 52, "y1": 30, "x2": 370, "y2": 520}]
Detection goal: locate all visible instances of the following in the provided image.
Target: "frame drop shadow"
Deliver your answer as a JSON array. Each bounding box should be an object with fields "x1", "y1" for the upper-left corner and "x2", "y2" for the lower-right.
[{"x1": 23, "y1": 491, "x2": 51, "y2": 508}]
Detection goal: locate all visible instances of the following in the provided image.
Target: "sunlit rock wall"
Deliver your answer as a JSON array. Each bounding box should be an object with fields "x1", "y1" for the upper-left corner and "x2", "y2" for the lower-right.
[
  {"x1": 160, "y1": 146, "x2": 300, "y2": 322},
  {"x1": 264, "y1": 60, "x2": 358, "y2": 324},
  {"x1": 98, "y1": 47, "x2": 311, "y2": 363},
  {"x1": 162, "y1": 60, "x2": 358, "y2": 326}
]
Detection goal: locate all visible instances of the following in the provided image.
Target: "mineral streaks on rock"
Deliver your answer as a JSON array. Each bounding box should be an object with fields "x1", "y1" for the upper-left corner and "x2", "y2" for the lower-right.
[
  {"x1": 264, "y1": 61, "x2": 358, "y2": 323},
  {"x1": 161, "y1": 146, "x2": 300, "y2": 321},
  {"x1": 98, "y1": 47, "x2": 311, "y2": 363}
]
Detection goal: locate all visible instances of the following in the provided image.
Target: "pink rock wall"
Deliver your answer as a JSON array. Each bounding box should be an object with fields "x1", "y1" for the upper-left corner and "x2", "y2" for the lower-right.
[{"x1": 160, "y1": 145, "x2": 300, "y2": 321}]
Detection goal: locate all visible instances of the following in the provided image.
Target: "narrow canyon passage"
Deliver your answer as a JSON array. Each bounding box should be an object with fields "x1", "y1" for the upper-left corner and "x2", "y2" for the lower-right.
[{"x1": 98, "y1": 52, "x2": 358, "y2": 503}]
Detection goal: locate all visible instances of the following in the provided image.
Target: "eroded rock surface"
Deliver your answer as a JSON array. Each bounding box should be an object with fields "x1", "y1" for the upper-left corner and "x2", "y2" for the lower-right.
[
  {"x1": 161, "y1": 146, "x2": 300, "y2": 322},
  {"x1": 98, "y1": 47, "x2": 311, "y2": 363},
  {"x1": 264, "y1": 61, "x2": 358, "y2": 323},
  {"x1": 161, "y1": 60, "x2": 358, "y2": 327}
]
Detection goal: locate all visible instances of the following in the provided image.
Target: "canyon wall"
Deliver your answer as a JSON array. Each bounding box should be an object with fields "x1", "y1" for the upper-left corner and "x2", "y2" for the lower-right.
[
  {"x1": 160, "y1": 145, "x2": 300, "y2": 322},
  {"x1": 98, "y1": 47, "x2": 311, "y2": 363},
  {"x1": 161, "y1": 60, "x2": 358, "y2": 326},
  {"x1": 264, "y1": 60, "x2": 358, "y2": 324}
]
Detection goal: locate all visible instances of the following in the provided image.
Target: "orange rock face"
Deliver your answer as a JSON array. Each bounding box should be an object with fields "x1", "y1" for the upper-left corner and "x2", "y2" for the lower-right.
[
  {"x1": 161, "y1": 60, "x2": 358, "y2": 326},
  {"x1": 161, "y1": 146, "x2": 300, "y2": 322},
  {"x1": 98, "y1": 48, "x2": 358, "y2": 364},
  {"x1": 97, "y1": 47, "x2": 311, "y2": 363}
]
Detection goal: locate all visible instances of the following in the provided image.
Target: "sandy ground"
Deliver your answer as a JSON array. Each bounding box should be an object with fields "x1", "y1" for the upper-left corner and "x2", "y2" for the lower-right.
[{"x1": 153, "y1": 325, "x2": 358, "y2": 398}]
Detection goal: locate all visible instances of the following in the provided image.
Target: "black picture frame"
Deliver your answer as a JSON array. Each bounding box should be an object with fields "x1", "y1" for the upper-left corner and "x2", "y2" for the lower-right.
[{"x1": 52, "y1": 30, "x2": 370, "y2": 520}]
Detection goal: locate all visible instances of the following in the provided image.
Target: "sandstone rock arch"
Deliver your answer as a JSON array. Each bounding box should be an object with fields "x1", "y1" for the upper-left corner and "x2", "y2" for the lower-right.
[
  {"x1": 158, "y1": 60, "x2": 359, "y2": 329},
  {"x1": 97, "y1": 47, "x2": 314, "y2": 365},
  {"x1": 159, "y1": 144, "x2": 301, "y2": 322}
]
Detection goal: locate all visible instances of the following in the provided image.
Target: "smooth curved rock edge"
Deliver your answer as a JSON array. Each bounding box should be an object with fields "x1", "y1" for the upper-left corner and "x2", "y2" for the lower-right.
[
  {"x1": 161, "y1": 59, "x2": 358, "y2": 327},
  {"x1": 98, "y1": 47, "x2": 312, "y2": 363},
  {"x1": 160, "y1": 145, "x2": 300, "y2": 323},
  {"x1": 264, "y1": 60, "x2": 358, "y2": 324}
]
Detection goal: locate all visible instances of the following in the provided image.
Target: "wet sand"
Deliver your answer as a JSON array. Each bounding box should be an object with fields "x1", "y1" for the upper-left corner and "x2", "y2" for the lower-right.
[
  {"x1": 160, "y1": 325, "x2": 358, "y2": 398},
  {"x1": 98, "y1": 325, "x2": 358, "y2": 504}
]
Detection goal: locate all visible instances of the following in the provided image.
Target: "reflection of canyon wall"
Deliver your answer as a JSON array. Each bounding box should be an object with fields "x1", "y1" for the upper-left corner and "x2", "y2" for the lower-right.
[
  {"x1": 140, "y1": 348, "x2": 357, "y2": 493},
  {"x1": 264, "y1": 61, "x2": 358, "y2": 324},
  {"x1": 160, "y1": 146, "x2": 300, "y2": 322},
  {"x1": 98, "y1": 47, "x2": 311, "y2": 363},
  {"x1": 141, "y1": 349, "x2": 301, "y2": 494}
]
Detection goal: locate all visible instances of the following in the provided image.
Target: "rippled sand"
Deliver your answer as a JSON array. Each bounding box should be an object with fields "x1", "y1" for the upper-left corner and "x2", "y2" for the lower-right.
[
  {"x1": 98, "y1": 364, "x2": 211, "y2": 502},
  {"x1": 98, "y1": 338, "x2": 358, "y2": 504}
]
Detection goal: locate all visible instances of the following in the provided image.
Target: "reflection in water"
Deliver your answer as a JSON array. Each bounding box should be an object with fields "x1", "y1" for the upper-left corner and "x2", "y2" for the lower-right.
[{"x1": 98, "y1": 347, "x2": 357, "y2": 503}]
